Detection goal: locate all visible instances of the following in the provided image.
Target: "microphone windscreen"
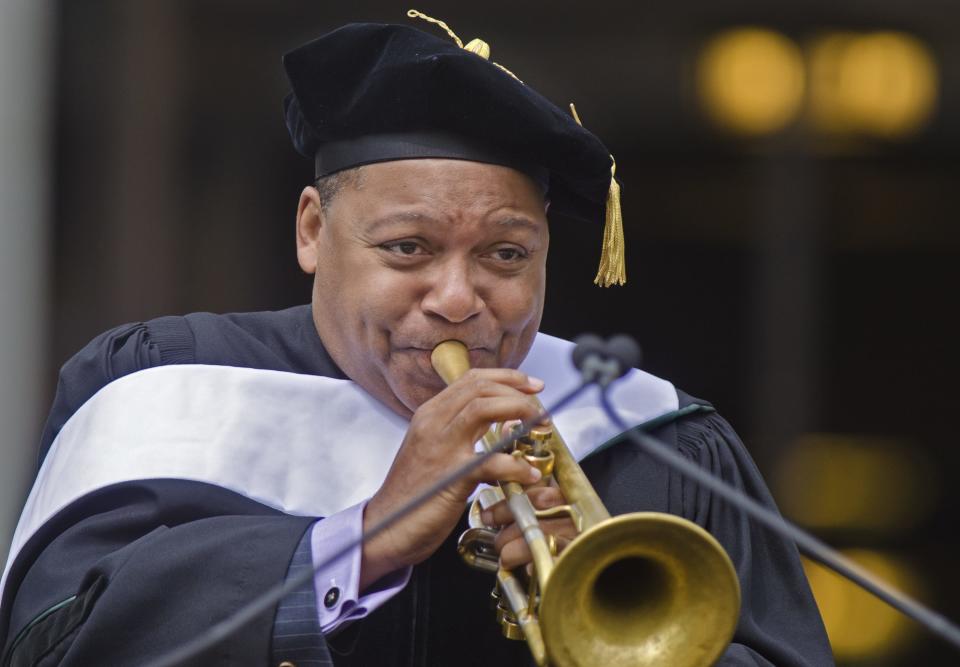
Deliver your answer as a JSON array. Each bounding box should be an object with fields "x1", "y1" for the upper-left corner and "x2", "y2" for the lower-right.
[
  {"x1": 605, "y1": 334, "x2": 642, "y2": 376},
  {"x1": 572, "y1": 333, "x2": 606, "y2": 370}
]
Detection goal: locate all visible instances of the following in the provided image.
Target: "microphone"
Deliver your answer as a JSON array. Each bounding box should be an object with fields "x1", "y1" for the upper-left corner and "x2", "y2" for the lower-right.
[
  {"x1": 573, "y1": 333, "x2": 641, "y2": 386},
  {"x1": 571, "y1": 333, "x2": 605, "y2": 370},
  {"x1": 605, "y1": 334, "x2": 642, "y2": 374}
]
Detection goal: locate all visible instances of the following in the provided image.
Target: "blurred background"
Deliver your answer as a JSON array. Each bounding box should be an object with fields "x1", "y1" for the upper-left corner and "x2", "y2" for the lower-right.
[{"x1": 1, "y1": 0, "x2": 958, "y2": 664}]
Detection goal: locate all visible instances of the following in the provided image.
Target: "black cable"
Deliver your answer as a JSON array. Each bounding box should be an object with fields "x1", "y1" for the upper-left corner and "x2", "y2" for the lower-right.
[
  {"x1": 597, "y1": 387, "x2": 960, "y2": 652},
  {"x1": 143, "y1": 381, "x2": 592, "y2": 667}
]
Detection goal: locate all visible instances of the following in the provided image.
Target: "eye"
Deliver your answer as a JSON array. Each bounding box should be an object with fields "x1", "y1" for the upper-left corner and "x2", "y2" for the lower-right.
[
  {"x1": 381, "y1": 240, "x2": 427, "y2": 256},
  {"x1": 486, "y1": 245, "x2": 529, "y2": 263}
]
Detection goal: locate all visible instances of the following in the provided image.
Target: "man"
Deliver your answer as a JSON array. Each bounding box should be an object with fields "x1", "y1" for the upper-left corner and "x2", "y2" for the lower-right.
[{"x1": 0, "y1": 17, "x2": 832, "y2": 667}]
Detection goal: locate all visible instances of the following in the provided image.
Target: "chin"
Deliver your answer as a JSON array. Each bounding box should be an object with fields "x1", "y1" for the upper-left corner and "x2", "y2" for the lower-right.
[
  {"x1": 397, "y1": 383, "x2": 443, "y2": 415},
  {"x1": 387, "y1": 366, "x2": 447, "y2": 414}
]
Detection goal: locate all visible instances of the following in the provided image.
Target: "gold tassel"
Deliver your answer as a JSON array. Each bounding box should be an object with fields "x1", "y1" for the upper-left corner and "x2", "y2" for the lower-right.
[
  {"x1": 570, "y1": 104, "x2": 626, "y2": 287},
  {"x1": 406, "y1": 9, "x2": 521, "y2": 81},
  {"x1": 406, "y1": 9, "x2": 464, "y2": 46},
  {"x1": 463, "y1": 37, "x2": 490, "y2": 59},
  {"x1": 595, "y1": 159, "x2": 626, "y2": 286}
]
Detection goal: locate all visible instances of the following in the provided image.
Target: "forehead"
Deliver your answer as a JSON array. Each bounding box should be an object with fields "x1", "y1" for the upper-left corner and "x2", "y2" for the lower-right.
[{"x1": 329, "y1": 159, "x2": 548, "y2": 225}]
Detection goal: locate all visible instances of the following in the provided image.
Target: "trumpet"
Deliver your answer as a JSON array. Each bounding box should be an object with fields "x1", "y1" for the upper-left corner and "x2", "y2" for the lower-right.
[{"x1": 431, "y1": 340, "x2": 741, "y2": 667}]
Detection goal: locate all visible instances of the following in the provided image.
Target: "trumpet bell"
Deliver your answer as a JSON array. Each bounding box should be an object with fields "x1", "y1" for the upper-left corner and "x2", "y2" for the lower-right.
[{"x1": 540, "y1": 513, "x2": 741, "y2": 667}]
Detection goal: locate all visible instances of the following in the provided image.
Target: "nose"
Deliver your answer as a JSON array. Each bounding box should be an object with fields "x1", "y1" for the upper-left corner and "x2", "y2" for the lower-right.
[{"x1": 421, "y1": 261, "x2": 485, "y2": 324}]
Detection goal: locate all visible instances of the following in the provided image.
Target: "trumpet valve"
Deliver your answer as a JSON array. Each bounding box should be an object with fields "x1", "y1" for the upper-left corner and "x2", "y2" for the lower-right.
[
  {"x1": 457, "y1": 527, "x2": 500, "y2": 572},
  {"x1": 496, "y1": 599, "x2": 526, "y2": 640},
  {"x1": 489, "y1": 586, "x2": 501, "y2": 610},
  {"x1": 500, "y1": 616, "x2": 525, "y2": 641},
  {"x1": 515, "y1": 426, "x2": 556, "y2": 480},
  {"x1": 521, "y1": 450, "x2": 555, "y2": 480}
]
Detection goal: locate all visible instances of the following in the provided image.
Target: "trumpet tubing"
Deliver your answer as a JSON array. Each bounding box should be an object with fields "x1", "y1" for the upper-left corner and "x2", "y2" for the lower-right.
[{"x1": 430, "y1": 339, "x2": 741, "y2": 667}]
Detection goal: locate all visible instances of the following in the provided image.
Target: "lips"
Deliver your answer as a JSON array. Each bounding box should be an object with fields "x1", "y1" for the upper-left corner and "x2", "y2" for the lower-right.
[
  {"x1": 395, "y1": 345, "x2": 498, "y2": 371},
  {"x1": 400, "y1": 342, "x2": 489, "y2": 351},
  {"x1": 399, "y1": 345, "x2": 492, "y2": 359}
]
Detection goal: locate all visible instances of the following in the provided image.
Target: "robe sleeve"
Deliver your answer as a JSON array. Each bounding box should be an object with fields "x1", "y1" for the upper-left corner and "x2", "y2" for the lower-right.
[
  {"x1": 672, "y1": 407, "x2": 834, "y2": 666},
  {"x1": 1, "y1": 480, "x2": 320, "y2": 666},
  {"x1": 37, "y1": 317, "x2": 194, "y2": 465},
  {"x1": 3, "y1": 319, "x2": 333, "y2": 666}
]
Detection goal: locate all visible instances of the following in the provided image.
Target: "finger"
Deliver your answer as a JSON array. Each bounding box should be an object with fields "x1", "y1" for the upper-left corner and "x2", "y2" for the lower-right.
[
  {"x1": 493, "y1": 518, "x2": 578, "y2": 553},
  {"x1": 454, "y1": 368, "x2": 544, "y2": 394},
  {"x1": 526, "y1": 485, "x2": 566, "y2": 508},
  {"x1": 452, "y1": 395, "x2": 544, "y2": 444},
  {"x1": 499, "y1": 538, "x2": 532, "y2": 570},
  {"x1": 500, "y1": 534, "x2": 574, "y2": 571},
  {"x1": 471, "y1": 452, "x2": 542, "y2": 486},
  {"x1": 424, "y1": 369, "x2": 543, "y2": 418},
  {"x1": 480, "y1": 486, "x2": 566, "y2": 526},
  {"x1": 415, "y1": 380, "x2": 544, "y2": 443}
]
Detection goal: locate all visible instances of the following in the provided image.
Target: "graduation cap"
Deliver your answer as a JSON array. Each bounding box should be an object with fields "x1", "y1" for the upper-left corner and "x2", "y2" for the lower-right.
[{"x1": 282, "y1": 10, "x2": 626, "y2": 286}]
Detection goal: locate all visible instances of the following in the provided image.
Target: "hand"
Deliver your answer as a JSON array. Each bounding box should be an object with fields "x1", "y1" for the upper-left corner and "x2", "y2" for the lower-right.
[
  {"x1": 361, "y1": 368, "x2": 545, "y2": 590},
  {"x1": 480, "y1": 485, "x2": 579, "y2": 571}
]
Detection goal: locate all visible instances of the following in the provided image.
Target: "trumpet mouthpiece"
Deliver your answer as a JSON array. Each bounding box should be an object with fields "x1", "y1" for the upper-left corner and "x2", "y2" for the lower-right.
[{"x1": 431, "y1": 340, "x2": 471, "y2": 385}]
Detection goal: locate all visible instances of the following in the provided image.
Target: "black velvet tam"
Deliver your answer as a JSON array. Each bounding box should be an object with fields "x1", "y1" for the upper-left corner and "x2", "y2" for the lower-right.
[{"x1": 282, "y1": 22, "x2": 614, "y2": 225}]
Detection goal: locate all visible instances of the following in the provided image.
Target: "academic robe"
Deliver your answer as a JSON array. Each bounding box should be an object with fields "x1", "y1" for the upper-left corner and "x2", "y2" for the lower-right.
[{"x1": 0, "y1": 305, "x2": 833, "y2": 666}]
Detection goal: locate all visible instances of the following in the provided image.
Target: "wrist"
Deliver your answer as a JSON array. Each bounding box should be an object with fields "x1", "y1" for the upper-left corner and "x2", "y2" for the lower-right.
[{"x1": 359, "y1": 498, "x2": 404, "y2": 591}]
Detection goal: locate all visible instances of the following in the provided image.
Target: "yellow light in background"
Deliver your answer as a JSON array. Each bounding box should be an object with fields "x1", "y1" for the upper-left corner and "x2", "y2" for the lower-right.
[
  {"x1": 808, "y1": 31, "x2": 938, "y2": 138},
  {"x1": 804, "y1": 550, "x2": 922, "y2": 660},
  {"x1": 807, "y1": 32, "x2": 858, "y2": 135},
  {"x1": 696, "y1": 28, "x2": 806, "y2": 136},
  {"x1": 773, "y1": 433, "x2": 935, "y2": 534}
]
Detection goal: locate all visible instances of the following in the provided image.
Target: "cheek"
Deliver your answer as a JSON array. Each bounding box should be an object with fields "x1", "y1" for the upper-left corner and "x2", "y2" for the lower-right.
[
  {"x1": 363, "y1": 270, "x2": 423, "y2": 320},
  {"x1": 495, "y1": 268, "x2": 545, "y2": 324},
  {"x1": 490, "y1": 270, "x2": 545, "y2": 365},
  {"x1": 498, "y1": 290, "x2": 541, "y2": 328},
  {"x1": 316, "y1": 257, "x2": 420, "y2": 334}
]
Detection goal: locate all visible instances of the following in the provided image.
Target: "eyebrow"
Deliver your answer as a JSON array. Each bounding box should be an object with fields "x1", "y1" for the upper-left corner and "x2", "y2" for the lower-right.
[
  {"x1": 362, "y1": 212, "x2": 543, "y2": 234},
  {"x1": 495, "y1": 216, "x2": 542, "y2": 231},
  {"x1": 362, "y1": 211, "x2": 435, "y2": 234}
]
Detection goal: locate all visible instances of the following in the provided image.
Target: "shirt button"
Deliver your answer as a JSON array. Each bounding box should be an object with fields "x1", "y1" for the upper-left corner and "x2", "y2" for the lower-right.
[{"x1": 323, "y1": 586, "x2": 341, "y2": 609}]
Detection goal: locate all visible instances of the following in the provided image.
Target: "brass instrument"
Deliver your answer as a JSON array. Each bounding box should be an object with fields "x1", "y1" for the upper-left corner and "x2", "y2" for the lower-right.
[{"x1": 431, "y1": 340, "x2": 741, "y2": 667}]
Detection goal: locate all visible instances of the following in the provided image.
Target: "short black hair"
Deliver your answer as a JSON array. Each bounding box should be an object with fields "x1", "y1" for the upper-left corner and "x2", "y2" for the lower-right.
[{"x1": 313, "y1": 167, "x2": 362, "y2": 212}]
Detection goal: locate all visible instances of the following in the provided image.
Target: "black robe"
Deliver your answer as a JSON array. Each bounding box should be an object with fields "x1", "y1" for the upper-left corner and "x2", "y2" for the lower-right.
[{"x1": 1, "y1": 305, "x2": 833, "y2": 666}]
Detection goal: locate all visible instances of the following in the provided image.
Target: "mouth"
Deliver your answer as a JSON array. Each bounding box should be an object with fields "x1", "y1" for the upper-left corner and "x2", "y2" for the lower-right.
[
  {"x1": 397, "y1": 344, "x2": 497, "y2": 372},
  {"x1": 401, "y1": 339, "x2": 489, "y2": 351}
]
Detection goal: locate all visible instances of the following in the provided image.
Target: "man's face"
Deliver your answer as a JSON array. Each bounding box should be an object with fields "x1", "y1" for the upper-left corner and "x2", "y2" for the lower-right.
[{"x1": 296, "y1": 158, "x2": 549, "y2": 418}]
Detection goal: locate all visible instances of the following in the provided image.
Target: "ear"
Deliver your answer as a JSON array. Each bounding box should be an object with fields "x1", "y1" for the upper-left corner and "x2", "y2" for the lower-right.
[{"x1": 296, "y1": 186, "x2": 324, "y2": 274}]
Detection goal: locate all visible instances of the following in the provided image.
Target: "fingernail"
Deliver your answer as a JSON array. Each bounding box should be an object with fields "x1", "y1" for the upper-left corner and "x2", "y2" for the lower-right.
[
  {"x1": 527, "y1": 376, "x2": 545, "y2": 391},
  {"x1": 528, "y1": 467, "x2": 542, "y2": 482}
]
